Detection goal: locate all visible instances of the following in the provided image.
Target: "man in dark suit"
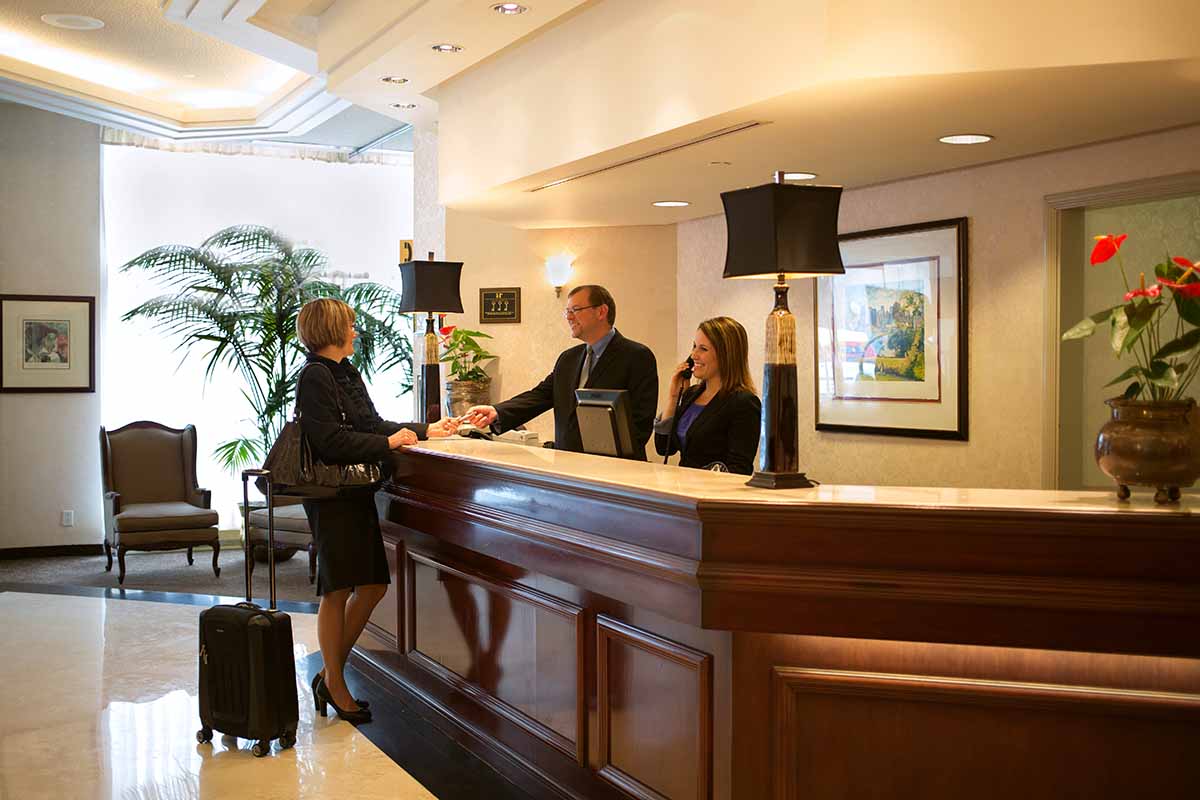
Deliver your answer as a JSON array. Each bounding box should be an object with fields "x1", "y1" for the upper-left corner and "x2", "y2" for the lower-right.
[{"x1": 460, "y1": 285, "x2": 658, "y2": 457}]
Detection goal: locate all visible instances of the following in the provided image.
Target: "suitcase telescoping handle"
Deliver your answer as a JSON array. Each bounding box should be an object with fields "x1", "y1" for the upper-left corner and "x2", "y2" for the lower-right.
[{"x1": 241, "y1": 469, "x2": 278, "y2": 611}]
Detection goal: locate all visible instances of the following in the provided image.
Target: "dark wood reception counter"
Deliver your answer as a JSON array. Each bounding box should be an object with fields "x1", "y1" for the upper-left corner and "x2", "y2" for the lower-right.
[{"x1": 360, "y1": 439, "x2": 1200, "y2": 800}]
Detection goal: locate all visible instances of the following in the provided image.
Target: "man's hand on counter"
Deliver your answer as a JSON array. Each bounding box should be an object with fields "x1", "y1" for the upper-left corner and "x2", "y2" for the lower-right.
[{"x1": 462, "y1": 405, "x2": 498, "y2": 429}]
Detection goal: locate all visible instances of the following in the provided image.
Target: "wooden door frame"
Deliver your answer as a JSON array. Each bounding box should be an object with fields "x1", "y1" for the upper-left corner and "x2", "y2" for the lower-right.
[{"x1": 1041, "y1": 171, "x2": 1200, "y2": 488}]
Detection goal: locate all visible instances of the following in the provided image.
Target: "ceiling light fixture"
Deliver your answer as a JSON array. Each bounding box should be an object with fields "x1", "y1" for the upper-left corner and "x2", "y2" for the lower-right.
[
  {"x1": 939, "y1": 133, "x2": 993, "y2": 145},
  {"x1": 380, "y1": 76, "x2": 409, "y2": 85},
  {"x1": 40, "y1": 14, "x2": 105, "y2": 30},
  {"x1": 781, "y1": 171, "x2": 818, "y2": 180},
  {"x1": 391, "y1": 103, "x2": 417, "y2": 109},
  {"x1": 653, "y1": 201, "x2": 690, "y2": 208},
  {"x1": 431, "y1": 43, "x2": 463, "y2": 53},
  {"x1": 492, "y1": 3, "x2": 528, "y2": 14}
]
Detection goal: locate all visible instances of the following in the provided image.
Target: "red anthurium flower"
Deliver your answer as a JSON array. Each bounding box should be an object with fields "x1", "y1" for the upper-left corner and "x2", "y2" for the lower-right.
[
  {"x1": 439, "y1": 325, "x2": 456, "y2": 336},
  {"x1": 1172, "y1": 256, "x2": 1199, "y2": 270},
  {"x1": 1090, "y1": 234, "x2": 1128, "y2": 265},
  {"x1": 1124, "y1": 271, "x2": 1162, "y2": 301}
]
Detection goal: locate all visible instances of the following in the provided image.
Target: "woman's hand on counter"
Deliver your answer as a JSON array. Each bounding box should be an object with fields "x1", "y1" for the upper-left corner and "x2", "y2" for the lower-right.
[
  {"x1": 425, "y1": 417, "x2": 459, "y2": 438},
  {"x1": 388, "y1": 428, "x2": 419, "y2": 449}
]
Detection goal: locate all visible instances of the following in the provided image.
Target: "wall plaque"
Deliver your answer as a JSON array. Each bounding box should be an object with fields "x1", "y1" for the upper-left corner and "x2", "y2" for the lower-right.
[{"x1": 480, "y1": 287, "x2": 521, "y2": 324}]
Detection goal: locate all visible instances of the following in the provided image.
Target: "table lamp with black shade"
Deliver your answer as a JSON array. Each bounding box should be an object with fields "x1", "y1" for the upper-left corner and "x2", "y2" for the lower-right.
[
  {"x1": 721, "y1": 174, "x2": 844, "y2": 489},
  {"x1": 398, "y1": 252, "x2": 464, "y2": 422}
]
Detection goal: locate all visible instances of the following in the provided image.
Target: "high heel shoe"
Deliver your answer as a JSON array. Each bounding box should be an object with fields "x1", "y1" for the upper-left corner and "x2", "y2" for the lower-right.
[
  {"x1": 311, "y1": 673, "x2": 369, "y2": 709},
  {"x1": 315, "y1": 678, "x2": 372, "y2": 724}
]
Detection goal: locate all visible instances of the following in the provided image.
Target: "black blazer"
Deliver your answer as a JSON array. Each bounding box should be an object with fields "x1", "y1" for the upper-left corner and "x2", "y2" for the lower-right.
[
  {"x1": 493, "y1": 330, "x2": 658, "y2": 457},
  {"x1": 655, "y1": 385, "x2": 760, "y2": 475},
  {"x1": 297, "y1": 354, "x2": 427, "y2": 465}
]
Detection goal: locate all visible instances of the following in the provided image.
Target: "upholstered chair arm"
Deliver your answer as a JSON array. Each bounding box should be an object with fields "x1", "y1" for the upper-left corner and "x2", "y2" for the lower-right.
[{"x1": 190, "y1": 487, "x2": 212, "y2": 509}]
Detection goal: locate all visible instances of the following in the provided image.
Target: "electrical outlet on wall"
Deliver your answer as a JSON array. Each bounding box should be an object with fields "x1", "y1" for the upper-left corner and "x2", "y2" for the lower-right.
[{"x1": 61, "y1": 510, "x2": 75, "y2": 527}]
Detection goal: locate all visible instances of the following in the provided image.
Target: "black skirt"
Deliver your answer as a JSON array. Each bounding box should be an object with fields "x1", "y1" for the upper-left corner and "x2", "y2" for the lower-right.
[{"x1": 302, "y1": 492, "x2": 391, "y2": 596}]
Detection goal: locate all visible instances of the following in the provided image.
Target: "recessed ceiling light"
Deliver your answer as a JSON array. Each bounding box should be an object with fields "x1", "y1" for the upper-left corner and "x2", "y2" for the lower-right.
[
  {"x1": 390, "y1": 103, "x2": 417, "y2": 109},
  {"x1": 492, "y1": 3, "x2": 528, "y2": 14},
  {"x1": 431, "y1": 43, "x2": 463, "y2": 53},
  {"x1": 939, "y1": 133, "x2": 993, "y2": 145},
  {"x1": 41, "y1": 14, "x2": 105, "y2": 30},
  {"x1": 380, "y1": 76, "x2": 409, "y2": 85},
  {"x1": 653, "y1": 201, "x2": 690, "y2": 208},
  {"x1": 781, "y1": 171, "x2": 817, "y2": 180}
]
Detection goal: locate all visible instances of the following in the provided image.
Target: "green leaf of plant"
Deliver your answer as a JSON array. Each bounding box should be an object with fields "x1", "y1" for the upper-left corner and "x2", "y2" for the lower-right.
[
  {"x1": 1147, "y1": 360, "x2": 1181, "y2": 389},
  {"x1": 1153, "y1": 328, "x2": 1200, "y2": 361},
  {"x1": 1109, "y1": 306, "x2": 1130, "y2": 354},
  {"x1": 1103, "y1": 365, "x2": 1145, "y2": 387},
  {"x1": 1063, "y1": 305, "x2": 1122, "y2": 341},
  {"x1": 1122, "y1": 381, "x2": 1142, "y2": 399},
  {"x1": 1175, "y1": 293, "x2": 1200, "y2": 327}
]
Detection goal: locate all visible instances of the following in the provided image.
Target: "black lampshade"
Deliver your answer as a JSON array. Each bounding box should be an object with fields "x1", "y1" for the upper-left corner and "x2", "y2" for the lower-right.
[
  {"x1": 721, "y1": 183, "x2": 844, "y2": 279},
  {"x1": 397, "y1": 259, "x2": 464, "y2": 313}
]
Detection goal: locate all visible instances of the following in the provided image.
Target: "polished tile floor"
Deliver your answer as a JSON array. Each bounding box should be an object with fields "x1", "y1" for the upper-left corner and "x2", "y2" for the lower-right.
[{"x1": 0, "y1": 591, "x2": 437, "y2": 800}]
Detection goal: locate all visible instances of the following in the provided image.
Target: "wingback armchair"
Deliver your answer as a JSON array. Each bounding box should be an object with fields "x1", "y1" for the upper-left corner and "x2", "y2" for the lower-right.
[{"x1": 99, "y1": 421, "x2": 220, "y2": 585}]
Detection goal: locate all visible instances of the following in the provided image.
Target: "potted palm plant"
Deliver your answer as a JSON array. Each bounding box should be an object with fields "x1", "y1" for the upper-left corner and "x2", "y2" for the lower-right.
[
  {"x1": 438, "y1": 325, "x2": 497, "y2": 417},
  {"x1": 1061, "y1": 233, "x2": 1200, "y2": 502},
  {"x1": 121, "y1": 225, "x2": 413, "y2": 472}
]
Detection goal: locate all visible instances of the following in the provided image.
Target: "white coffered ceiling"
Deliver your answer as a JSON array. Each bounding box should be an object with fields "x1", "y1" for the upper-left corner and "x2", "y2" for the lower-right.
[{"x1": 3, "y1": 0, "x2": 1200, "y2": 227}]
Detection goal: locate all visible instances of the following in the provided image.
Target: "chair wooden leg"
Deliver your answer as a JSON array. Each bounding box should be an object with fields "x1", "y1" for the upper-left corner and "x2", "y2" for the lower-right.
[
  {"x1": 117, "y1": 547, "x2": 127, "y2": 585},
  {"x1": 104, "y1": 541, "x2": 113, "y2": 572},
  {"x1": 308, "y1": 544, "x2": 316, "y2": 584},
  {"x1": 212, "y1": 541, "x2": 221, "y2": 578},
  {"x1": 187, "y1": 546, "x2": 194, "y2": 566}
]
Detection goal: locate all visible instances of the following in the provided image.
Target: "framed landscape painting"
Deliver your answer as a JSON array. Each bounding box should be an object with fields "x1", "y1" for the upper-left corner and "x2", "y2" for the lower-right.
[
  {"x1": 814, "y1": 218, "x2": 968, "y2": 440},
  {"x1": 0, "y1": 294, "x2": 96, "y2": 393}
]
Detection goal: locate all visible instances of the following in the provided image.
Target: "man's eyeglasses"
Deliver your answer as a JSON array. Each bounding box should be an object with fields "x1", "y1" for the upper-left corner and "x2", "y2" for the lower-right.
[{"x1": 563, "y1": 303, "x2": 600, "y2": 317}]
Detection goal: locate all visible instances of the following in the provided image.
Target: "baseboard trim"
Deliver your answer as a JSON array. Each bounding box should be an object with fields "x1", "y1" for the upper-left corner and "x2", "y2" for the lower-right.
[{"x1": 0, "y1": 544, "x2": 104, "y2": 560}]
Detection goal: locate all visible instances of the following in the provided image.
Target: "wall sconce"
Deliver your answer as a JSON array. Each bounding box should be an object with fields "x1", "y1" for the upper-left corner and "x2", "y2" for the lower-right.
[{"x1": 545, "y1": 253, "x2": 575, "y2": 297}]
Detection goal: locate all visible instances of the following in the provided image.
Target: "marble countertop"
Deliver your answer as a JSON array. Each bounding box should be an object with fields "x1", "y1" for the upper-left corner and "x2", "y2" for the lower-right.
[{"x1": 401, "y1": 438, "x2": 1196, "y2": 516}]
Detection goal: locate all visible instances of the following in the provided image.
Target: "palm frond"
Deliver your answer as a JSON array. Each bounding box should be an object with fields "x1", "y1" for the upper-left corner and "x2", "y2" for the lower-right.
[{"x1": 213, "y1": 436, "x2": 264, "y2": 473}]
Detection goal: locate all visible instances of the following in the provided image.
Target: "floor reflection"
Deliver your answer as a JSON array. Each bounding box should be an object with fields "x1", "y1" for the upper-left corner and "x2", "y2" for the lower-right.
[
  {"x1": 442, "y1": 575, "x2": 512, "y2": 695},
  {"x1": 0, "y1": 591, "x2": 436, "y2": 800}
]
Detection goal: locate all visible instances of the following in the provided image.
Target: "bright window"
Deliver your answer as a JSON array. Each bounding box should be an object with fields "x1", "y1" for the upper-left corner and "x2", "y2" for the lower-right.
[{"x1": 101, "y1": 145, "x2": 415, "y2": 529}]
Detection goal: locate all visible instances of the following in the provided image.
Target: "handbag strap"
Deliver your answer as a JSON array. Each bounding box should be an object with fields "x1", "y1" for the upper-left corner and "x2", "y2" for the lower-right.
[{"x1": 293, "y1": 361, "x2": 350, "y2": 426}]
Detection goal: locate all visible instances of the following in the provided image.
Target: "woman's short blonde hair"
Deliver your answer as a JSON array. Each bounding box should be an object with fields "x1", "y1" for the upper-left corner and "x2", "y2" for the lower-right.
[{"x1": 297, "y1": 298, "x2": 356, "y2": 352}]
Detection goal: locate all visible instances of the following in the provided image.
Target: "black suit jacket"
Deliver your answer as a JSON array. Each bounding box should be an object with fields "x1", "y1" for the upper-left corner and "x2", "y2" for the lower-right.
[
  {"x1": 655, "y1": 385, "x2": 761, "y2": 475},
  {"x1": 493, "y1": 330, "x2": 658, "y2": 457}
]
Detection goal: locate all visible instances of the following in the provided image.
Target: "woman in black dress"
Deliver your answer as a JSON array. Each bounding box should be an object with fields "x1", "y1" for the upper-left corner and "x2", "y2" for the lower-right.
[
  {"x1": 296, "y1": 298, "x2": 454, "y2": 723},
  {"x1": 655, "y1": 316, "x2": 761, "y2": 474}
]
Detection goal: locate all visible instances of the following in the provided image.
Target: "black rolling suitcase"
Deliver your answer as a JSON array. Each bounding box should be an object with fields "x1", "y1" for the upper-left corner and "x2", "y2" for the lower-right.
[{"x1": 196, "y1": 468, "x2": 299, "y2": 757}]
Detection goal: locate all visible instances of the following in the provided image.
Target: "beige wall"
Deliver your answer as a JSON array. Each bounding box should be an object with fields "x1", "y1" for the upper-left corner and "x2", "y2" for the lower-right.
[
  {"x1": 443, "y1": 209, "x2": 677, "y2": 453},
  {"x1": 678, "y1": 124, "x2": 1200, "y2": 489},
  {"x1": 0, "y1": 104, "x2": 102, "y2": 548}
]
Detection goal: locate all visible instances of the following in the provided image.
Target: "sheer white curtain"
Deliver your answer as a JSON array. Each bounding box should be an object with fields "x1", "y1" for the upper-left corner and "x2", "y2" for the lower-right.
[{"x1": 101, "y1": 145, "x2": 415, "y2": 530}]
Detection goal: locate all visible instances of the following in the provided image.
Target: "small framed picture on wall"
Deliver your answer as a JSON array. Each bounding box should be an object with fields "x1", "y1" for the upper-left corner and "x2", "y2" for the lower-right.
[
  {"x1": 480, "y1": 287, "x2": 521, "y2": 324},
  {"x1": 0, "y1": 294, "x2": 96, "y2": 393}
]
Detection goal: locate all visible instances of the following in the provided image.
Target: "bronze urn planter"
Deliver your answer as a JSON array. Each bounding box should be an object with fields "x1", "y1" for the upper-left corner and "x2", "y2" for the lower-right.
[
  {"x1": 1095, "y1": 398, "x2": 1200, "y2": 503},
  {"x1": 446, "y1": 379, "x2": 491, "y2": 418}
]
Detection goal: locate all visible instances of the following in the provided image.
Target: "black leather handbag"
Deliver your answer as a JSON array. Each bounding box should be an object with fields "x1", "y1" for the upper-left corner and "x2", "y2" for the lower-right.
[{"x1": 257, "y1": 363, "x2": 383, "y2": 498}]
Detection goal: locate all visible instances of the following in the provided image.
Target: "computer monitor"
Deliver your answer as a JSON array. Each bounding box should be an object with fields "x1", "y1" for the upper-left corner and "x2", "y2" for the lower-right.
[{"x1": 575, "y1": 388, "x2": 640, "y2": 459}]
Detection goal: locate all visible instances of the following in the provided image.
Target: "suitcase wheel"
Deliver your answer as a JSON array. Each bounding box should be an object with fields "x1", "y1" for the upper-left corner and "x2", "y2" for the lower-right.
[
  {"x1": 196, "y1": 728, "x2": 213, "y2": 744},
  {"x1": 279, "y1": 732, "x2": 296, "y2": 750},
  {"x1": 252, "y1": 740, "x2": 271, "y2": 758}
]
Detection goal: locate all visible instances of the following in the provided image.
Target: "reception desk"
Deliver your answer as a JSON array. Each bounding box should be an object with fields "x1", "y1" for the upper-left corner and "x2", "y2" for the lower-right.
[{"x1": 360, "y1": 439, "x2": 1200, "y2": 800}]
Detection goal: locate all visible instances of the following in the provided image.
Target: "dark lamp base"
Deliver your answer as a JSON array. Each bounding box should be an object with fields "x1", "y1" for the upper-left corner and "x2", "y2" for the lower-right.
[{"x1": 746, "y1": 470, "x2": 817, "y2": 490}]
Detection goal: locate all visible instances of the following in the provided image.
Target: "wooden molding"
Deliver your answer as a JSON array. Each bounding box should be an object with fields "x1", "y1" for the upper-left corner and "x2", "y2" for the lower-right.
[
  {"x1": 597, "y1": 615, "x2": 713, "y2": 800},
  {"x1": 0, "y1": 544, "x2": 103, "y2": 560},
  {"x1": 404, "y1": 549, "x2": 587, "y2": 765}
]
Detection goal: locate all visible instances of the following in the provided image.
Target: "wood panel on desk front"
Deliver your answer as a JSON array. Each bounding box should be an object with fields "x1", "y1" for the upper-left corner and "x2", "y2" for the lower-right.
[
  {"x1": 404, "y1": 548, "x2": 587, "y2": 764},
  {"x1": 771, "y1": 666, "x2": 1200, "y2": 799},
  {"x1": 597, "y1": 615, "x2": 713, "y2": 800}
]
